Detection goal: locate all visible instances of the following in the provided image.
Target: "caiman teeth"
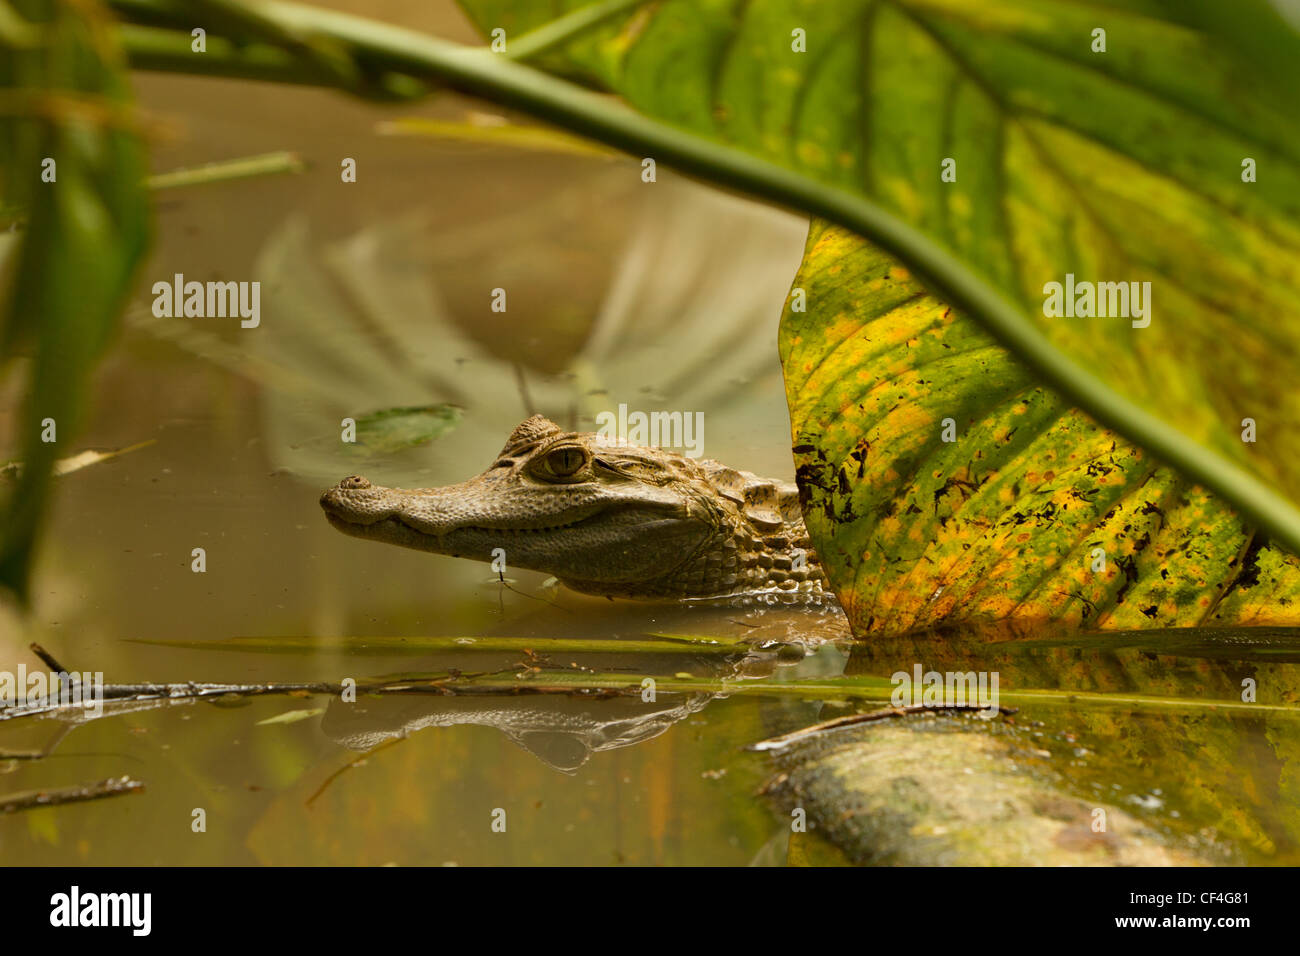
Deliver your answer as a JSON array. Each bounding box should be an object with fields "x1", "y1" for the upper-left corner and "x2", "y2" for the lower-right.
[
  {"x1": 460, "y1": 521, "x2": 584, "y2": 534},
  {"x1": 387, "y1": 516, "x2": 592, "y2": 536}
]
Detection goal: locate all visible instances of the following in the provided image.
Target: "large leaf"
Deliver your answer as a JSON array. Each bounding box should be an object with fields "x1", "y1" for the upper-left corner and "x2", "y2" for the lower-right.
[
  {"x1": 112, "y1": 2, "x2": 1300, "y2": 550},
  {"x1": 783, "y1": 224, "x2": 1300, "y2": 635},
  {"x1": 442, "y1": 0, "x2": 1300, "y2": 549},
  {"x1": 0, "y1": 0, "x2": 151, "y2": 602}
]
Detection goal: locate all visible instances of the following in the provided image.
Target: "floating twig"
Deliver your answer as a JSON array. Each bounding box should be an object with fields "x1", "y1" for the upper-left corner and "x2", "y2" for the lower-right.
[
  {"x1": 0, "y1": 775, "x2": 145, "y2": 813},
  {"x1": 28, "y1": 642, "x2": 69, "y2": 674},
  {"x1": 0, "y1": 668, "x2": 634, "y2": 726},
  {"x1": 747, "y1": 702, "x2": 1019, "y2": 753}
]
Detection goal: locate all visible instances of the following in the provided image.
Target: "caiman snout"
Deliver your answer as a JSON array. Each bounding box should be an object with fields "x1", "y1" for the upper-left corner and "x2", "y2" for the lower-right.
[
  {"x1": 319, "y1": 476, "x2": 372, "y2": 509},
  {"x1": 320, "y1": 475, "x2": 385, "y2": 525}
]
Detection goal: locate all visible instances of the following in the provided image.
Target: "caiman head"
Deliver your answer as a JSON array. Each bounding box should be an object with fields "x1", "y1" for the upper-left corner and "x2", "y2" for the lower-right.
[{"x1": 319, "y1": 414, "x2": 826, "y2": 601}]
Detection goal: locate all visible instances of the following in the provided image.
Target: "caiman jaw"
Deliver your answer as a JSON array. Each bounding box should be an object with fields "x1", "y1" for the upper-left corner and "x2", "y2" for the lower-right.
[
  {"x1": 320, "y1": 476, "x2": 613, "y2": 539},
  {"x1": 319, "y1": 470, "x2": 701, "y2": 587}
]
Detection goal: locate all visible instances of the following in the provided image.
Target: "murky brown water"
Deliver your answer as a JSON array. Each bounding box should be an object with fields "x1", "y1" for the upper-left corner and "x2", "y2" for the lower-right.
[{"x1": 3, "y1": 0, "x2": 1300, "y2": 867}]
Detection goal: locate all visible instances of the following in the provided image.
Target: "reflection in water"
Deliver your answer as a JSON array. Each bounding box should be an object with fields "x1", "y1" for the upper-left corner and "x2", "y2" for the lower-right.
[
  {"x1": 323, "y1": 688, "x2": 715, "y2": 775},
  {"x1": 320, "y1": 627, "x2": 849, "y2": 774},
  {"x1": 5, "y1": 615, "x2": 1300, "y2": 864},
  {"x1": 0, "y1": 609, "x2": 849, "y2": 864},
  {"x1": 2, "y1": 603, "x2": 848, "y2": 777}
]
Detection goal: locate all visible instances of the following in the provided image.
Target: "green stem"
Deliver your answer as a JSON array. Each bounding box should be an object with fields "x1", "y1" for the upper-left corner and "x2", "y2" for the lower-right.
[
  {"x1": 112, "y1": 0, "x2": 1300, "y2": 555},
  {"x1": 129, "y1": 633, "x2": 754, "y2": 655},
  {"x1": 504, "y1": 0, "x2": 650, "y2": 61},
  {"x1": 146, "y1": 150, "x2": 303, "y2": 189},
  {"x1": 118, "y1": 24, "x2": 331, "y2": 86}
]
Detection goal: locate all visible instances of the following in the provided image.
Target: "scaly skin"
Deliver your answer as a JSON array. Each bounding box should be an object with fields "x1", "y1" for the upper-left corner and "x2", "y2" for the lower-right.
[{"x1": 320, "y1": 414, "x2": 830, "y2": 603}]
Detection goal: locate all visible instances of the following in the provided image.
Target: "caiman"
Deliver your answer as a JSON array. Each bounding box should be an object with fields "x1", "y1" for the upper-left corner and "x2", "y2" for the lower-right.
[{"x1": 320, "y1": 414, "x2": 831, "y2": 604}]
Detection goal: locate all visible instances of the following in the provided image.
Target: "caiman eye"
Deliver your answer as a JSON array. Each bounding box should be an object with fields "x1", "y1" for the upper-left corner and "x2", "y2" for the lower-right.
[{"x1": 538, "y1": 446, "x2": 588, "y2": 480}]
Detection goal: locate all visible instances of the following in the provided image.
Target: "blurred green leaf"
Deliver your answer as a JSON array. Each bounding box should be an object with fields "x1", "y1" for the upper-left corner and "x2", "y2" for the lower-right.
[{"x1": 0, "y1": 0, "x2": 152, "y2": 603}]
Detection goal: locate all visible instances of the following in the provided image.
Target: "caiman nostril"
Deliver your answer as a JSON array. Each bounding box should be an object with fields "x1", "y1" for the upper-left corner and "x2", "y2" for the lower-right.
[{"x1": 340, "y1": 476, "x2": 371, "y2": 490}]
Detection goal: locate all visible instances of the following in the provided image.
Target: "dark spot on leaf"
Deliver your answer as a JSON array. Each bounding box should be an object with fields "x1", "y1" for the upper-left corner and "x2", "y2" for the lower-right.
[
  {"x1": 1114, "y1": 555, "x2": 1140, "y2": 605},
  {"x1": 1231, "y1": 533, "x2": 1269, "y2": 592}
]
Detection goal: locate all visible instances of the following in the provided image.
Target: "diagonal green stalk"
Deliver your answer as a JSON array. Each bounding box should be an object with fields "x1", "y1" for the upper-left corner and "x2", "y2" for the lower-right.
[
  {"x1": 112, "y1": 0, "x2": 1300, "y2": 556},
  {"x1": 146, "y1": 150, "x2": 303, "y2": 189},
  {"x1": 503, "y1": 0, "x2": 652, "y2": 61}
]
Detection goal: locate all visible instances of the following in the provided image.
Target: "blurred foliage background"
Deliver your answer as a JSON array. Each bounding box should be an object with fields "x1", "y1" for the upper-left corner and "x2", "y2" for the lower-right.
[{"x1": 0, "y1": 0, "x2": 149, "y2": 602}]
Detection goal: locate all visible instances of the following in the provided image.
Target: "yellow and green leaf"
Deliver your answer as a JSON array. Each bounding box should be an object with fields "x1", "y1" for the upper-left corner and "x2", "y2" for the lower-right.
[{"x1": 783, "y1": 224, "x2": 1300, "y2": 635}]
